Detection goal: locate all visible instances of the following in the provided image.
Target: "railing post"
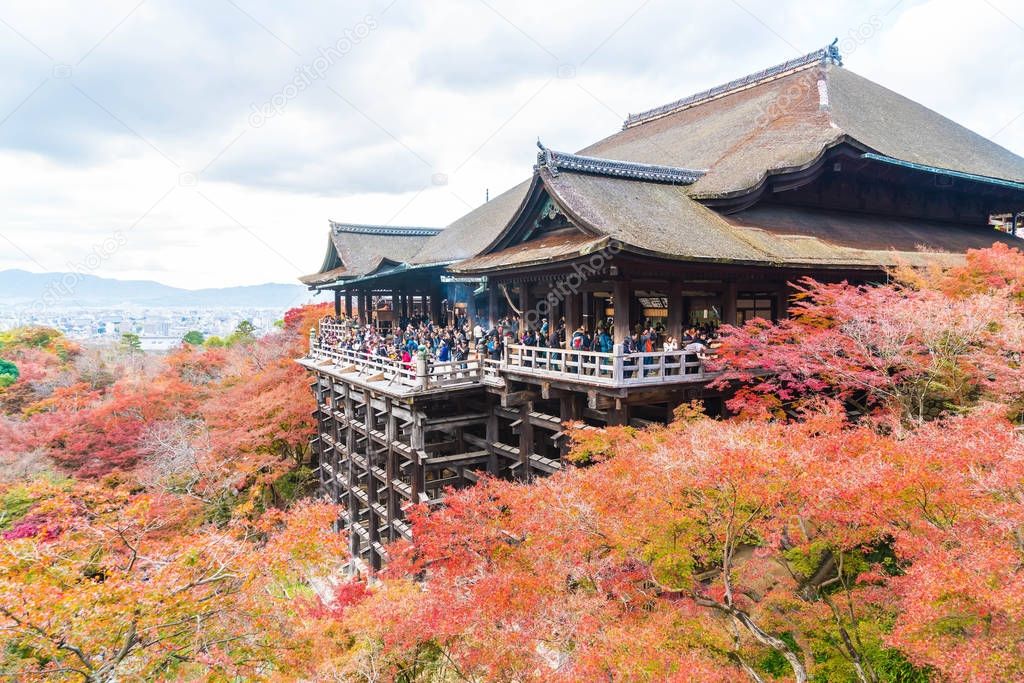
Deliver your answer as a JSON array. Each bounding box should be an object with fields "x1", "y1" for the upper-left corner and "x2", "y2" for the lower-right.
[
  {"x1": 416, "y1": 344, "x2": 429, "y2": 390},
  {"x1": 613, "y1": 343, "x2": 624, "y2": 385}
]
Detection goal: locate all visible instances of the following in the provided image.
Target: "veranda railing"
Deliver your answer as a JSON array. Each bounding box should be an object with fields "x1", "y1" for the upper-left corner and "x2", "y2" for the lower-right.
[{"x1": 309, "y1": 323, "x2": 712, "y2": 390}]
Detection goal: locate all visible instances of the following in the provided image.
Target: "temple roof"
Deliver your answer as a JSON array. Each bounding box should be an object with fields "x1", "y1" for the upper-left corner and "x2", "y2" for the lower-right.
[
  {"x1": 299, "y1": 222, "x2": 441, "y2": 288},
  {"x1": 453, "y1": 168, "x2": 1024, "y2": 273},
  {"x1": 410, "y1": 46, "x2": 1024, "y2": 269},
  {"x1": 307, "y1": 44, "x2": 1024, "y2": 282},
  {"x1": 582, "y1": 50, "x2": 1024, "y2": 199}
]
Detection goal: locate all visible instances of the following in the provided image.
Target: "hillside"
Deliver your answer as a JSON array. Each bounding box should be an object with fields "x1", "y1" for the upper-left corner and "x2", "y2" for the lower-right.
[{"x1": 0, "y1": 269, "x2": 316, "y2": 308}]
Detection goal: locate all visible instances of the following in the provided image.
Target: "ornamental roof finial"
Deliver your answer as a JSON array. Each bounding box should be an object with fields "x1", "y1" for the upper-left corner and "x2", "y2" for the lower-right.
[
  {"x1": 535, "y1": 138, "x2": 555, "y2": 172},
  {"x1": 826, "y1": 37, "x2": 842, "y2": 66}
]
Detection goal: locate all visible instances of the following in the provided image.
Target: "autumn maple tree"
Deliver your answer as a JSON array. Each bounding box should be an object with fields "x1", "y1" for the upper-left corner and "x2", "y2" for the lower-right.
[{"x1": 5, "y1": 246, "x2": 1024, "y2": 681}]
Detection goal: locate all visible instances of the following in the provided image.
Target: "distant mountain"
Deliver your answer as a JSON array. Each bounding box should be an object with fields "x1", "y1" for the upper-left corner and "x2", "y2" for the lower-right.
[{"x1": 0, "y1": 269, "x2": 319, "y2": 308}]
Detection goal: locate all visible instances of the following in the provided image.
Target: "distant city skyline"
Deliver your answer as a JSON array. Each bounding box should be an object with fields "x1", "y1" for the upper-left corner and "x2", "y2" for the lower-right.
[{"x1": 2, "y1": 0, "x2": 1023, "y2": 288}]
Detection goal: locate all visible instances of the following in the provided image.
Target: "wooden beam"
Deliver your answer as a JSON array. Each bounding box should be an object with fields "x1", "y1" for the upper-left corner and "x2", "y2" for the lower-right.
[{"x1": 501, "y1": 389, "x2": 537, "y2": 408}]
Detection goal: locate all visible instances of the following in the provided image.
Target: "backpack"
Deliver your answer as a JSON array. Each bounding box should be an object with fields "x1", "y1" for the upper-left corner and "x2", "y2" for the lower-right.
[{"x1": 571, "y1": 333, "x2": 583, "y2": 350}]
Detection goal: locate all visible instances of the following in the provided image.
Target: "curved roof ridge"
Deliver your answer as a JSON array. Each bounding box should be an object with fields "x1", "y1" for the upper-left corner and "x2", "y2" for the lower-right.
[
  {"x1": 329, "y1": 221, "x2": 442, "y2": 237},
  {"x1": 536, "y1": 142, "x2": 706, "y2": 185},
  {"x1": 623, "y1": 39, "x2": 842, "y2": 129}
]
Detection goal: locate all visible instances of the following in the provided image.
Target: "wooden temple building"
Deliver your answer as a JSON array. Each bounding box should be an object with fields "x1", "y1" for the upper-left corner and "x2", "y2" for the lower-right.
[{"x1": 298, "y1": 44, "x2": 1024, "y2": 569}]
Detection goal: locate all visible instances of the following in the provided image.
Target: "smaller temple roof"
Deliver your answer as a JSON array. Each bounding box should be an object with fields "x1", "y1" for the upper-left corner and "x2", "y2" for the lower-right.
[{"x1": 300, "y1": 222, "x2": 441, "y2": 288}]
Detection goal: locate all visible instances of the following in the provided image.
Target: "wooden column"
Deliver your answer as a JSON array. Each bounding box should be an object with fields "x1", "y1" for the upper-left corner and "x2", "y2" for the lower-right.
[
  {"x1": 564, "y1": 291, "x2": 581, "y2": 350},
  {"x1": 343, "y1": 385, "x2": 359, "y2": 563},
  {"x1": 518, "y1": 402, "x2": 534, "y2": 482},
  {"x1": 546, "y1": 288, "x2": 560, "y2": 340},
  {"x1": 364, "y1": 393, "x2": 380, "y2": 568},
  {"x1": 613, "y1": 279, "x2": 631, "y2": 344},
  {"x1": 329, "y1": 378, "x2": 341, "y2": 504},
  {"x1": 518, "y1": 283, "x2": 534, "y2": 330},
  {"x1": 429, "y1": 287, "x2": 442, "y2": 323},
  {"x1": 722, "y1": 281, "x2": 738, "y2": 326},
  {"x1": 384, "y1": 398, "x2": 398, "y2": 542},
  {"x1": 774, "y1": 286, "x2": 789, "y2": 321},
  {"x1": 344, "y1": 291, "x2": 353, "y2": 319},
  {"x1": 486, "y1": 396, "x2": 499, "y2": 474},
  {"x1": 558, "y1": 395, "x2": 580, "y2": 458},
  {"x1": 582, "y1": 292, "x2": 593, "y2": 332},
  {"x1": 410, "y1": 418, "x2": 425, "y2": 501},
  {"x1": 666, "y1": 281, "x2": 683, "y2": 340},
  {"x1": 487, "y1": 280, "x2": 499, "y2": 329},
  {"x1": 333, "y1": 289, "x2": 342, "y2": 317}
]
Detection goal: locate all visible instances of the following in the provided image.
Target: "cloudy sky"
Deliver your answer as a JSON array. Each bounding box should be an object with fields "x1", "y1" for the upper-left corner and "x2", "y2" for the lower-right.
[{"x1": 1, "y1": 0, "x2": 1023, "y2": 289}]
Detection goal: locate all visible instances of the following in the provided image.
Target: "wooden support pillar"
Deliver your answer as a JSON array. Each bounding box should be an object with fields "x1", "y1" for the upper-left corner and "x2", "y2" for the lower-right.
[
  {"x1": 613, "y1": 279, "x2": 631, "y2": 344},
  {"x1": 559, "y1": 394, "x2": 580, "y2": 458},
  {"x1": 344, "y1": 291, "x2": 353, "y2": 319},
  {"x1": 486, "y1": 402, "x2": 499, "y2": 475},
  {"x1": 384, "y1": 398, "x2": 398, "y2": 542},
  {"x1": 519, "y1": 401, "x2": 534, "y2": 482},
  {"x1": 564, "y1": 291, "x2": 580, "y2": 350},
  {"x1": 410, "y1": 418, "x2": 425, "y2": 501},
  {"x1": 343, "y1": 385, "x2": 359, "y2": 564},
  {"x1": 430, "y1": 287, "x2": 442, "y2": 324},
  {"x1": 333, "y1": 289, "x2": 341, "y2": 317},
  {"x1": 364, "y1": 394, "x2": 380, "y2": 567},
  {"x1": 546, "y1": 286, "x2": 560, "y2": 337},
  {"x1": 329, "y1": 378, "x2": 341, "y2": 504},
  {"x1": 722, "y1": 281, "x2": 738, "y2": 326},
  {"x1": 487, "y1": 279, "x2": 499, "y2": 329},
  {"x1": 774, "y1": 286, "x2": 790, "y2": 321},
  {"x1": 518, "y1": 283, "x2": 534, "y2": 330},
  {"x1": 667, "y1": 280, "x2": 683, "y2": 340}
]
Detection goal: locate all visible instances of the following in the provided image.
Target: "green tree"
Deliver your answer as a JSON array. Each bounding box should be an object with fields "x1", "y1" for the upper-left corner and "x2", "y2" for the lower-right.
[
  {"x1": 120, "y1": 333, "x2": 142, "y2": 353},
  {"x1": 182, "y1": 330, "x2": 205, "y2": 346},
  {"x1": 0, "y1": 358, "x2": 18, "y2": 387},
  {"x1": 227, "y1": 320, "x2": 256, "y2": 346},
  {"x1": 204, "y1": 336, "x2": 226, "y2": 348}
]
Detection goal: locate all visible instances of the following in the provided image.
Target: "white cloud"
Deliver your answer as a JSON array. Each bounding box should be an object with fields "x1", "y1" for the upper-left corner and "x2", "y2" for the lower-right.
[{"x1": 0, "y1": 0, "x2": 1021, "y2": 288}]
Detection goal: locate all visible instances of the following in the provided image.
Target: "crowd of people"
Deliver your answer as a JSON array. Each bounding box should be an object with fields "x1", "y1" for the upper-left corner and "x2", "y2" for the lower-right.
[{"x1": 313, "y1": 311, "x2": 719, "y2": 372}]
